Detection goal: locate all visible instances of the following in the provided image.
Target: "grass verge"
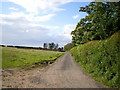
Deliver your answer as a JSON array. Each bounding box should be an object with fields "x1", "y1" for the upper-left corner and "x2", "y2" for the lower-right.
[{"x1": 70, "y1": 31, "x2": 120, "y2": 88}]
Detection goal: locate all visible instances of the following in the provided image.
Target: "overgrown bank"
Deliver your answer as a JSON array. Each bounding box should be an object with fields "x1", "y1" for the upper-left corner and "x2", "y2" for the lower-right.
[{"x1": 70, "y1": 31, "x2": 120, "y2": 88}]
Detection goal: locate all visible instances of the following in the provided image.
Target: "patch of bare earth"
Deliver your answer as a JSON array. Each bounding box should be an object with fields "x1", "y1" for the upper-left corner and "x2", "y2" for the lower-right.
[
  {"x1": 2, "y1": 52, "x2": 105, "y2": 88},
  {"x1": 2, "y1": 66, "x2": 45, "y2": 88}
]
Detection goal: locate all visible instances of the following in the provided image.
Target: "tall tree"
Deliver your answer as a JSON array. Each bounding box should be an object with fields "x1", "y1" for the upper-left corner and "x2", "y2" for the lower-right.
[
  {"x1": 43, "y1": 43, "x2": 48, "y2": 49},
  {"x1": 44, "y1": 43, "x2": 59, "y2": 49},
  {"x1": 48, "y1": 42, "x2": 55, "y2": 49},
  {"x1": 71, "y1": 2, "x2": 120, "y2": 46},
  {"x1": 54, "y1": 43, "x2": 59, "y2": 49}
]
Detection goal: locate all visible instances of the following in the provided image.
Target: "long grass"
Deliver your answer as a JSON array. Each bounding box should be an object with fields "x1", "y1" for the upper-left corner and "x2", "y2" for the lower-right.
[{"x1": 2, "y1": 47, "x2": 64, "y2": 69}]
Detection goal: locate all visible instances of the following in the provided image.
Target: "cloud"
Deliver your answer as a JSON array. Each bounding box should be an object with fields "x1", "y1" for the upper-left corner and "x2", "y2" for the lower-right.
[
  {"x1": 0, "y1": 12, "x2": 55, "y2": 22},
  {"x1": 1, "y1": 13, "x2": 76, "y2": 47},
  {"x1": 47, "y1": 24, "x2": 76, "y2": 46},
  {"x1": 1, "y1": 13, "x2": 63, "y2": 46},
  {"x1": 73, "y1": 15, "x2": 79, "y2": 19},
  {"x1": 34, "y1": 14, "x2": 56, "y2": 22},
  {"x1": 58, "y1": 24, "x2": 76, "y2": 41},
  {"x1": 1, "y1": 0, "x2": 80, "y2": 47},
  {"x1": 9, "y1": 7, "x2": 19, "y2": 11},
  {"x1": 8, "y1": 0, "x2": 74, "y2": 14},
  {"x1": 0, "y1": 19, "x2": 13, "y2": 25},
  {"x1": 1, "y1": 0, "x2": 93, "y2": 3},
  {"x1": 0, "y1": 0, "x2": 9, "y2": 2}
]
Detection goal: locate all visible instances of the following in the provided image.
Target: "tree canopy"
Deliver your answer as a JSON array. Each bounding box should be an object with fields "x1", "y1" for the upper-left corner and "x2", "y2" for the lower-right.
[
  {"x1": 43, "y1": 43, "x2": 58, "y2": 49},
  {"x1": 71, "y1": 2, "x2": 120, "y2": 46},
  {"x1": 64, "y1": 43, "x2": 74, "y2": 51}
]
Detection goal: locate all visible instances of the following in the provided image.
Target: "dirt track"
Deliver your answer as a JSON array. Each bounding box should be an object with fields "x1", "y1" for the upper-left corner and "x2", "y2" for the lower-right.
[{"x1": 2, "y1": 52, "x2": 105, "y2": 88}]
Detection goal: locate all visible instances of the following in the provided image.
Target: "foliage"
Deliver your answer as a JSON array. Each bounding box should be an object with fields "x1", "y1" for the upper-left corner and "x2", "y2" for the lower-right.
[
  {"x1": 54, "y1": 43, "x2": 59, "y2": 49},
  {"x1": 58, "y1": 47, "x2": 64, "y2": 52},
  {"x1": 43, "y1": 42, "x2": 58, "y2": 49},
  {"x1": 64, "y1": 43, "x2": 74, "y2": 51},
  {"x1": 70, "y1": 31, "x2": 120, "y2": 88},
  {"x1": 43, "y1": 43, "x2": 48, "y2": 49},
  {"x1": 71, "y1": 2, "x2": 120, "y2": 45},
  {"x1": 2, "y1": 47, "x2": 64, "y2": 69}
]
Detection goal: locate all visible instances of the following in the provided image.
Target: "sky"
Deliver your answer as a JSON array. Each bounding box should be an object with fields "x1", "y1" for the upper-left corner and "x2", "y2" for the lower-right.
[{"x1": 0, "y1": 0, "x2": 91, "y2": 47}]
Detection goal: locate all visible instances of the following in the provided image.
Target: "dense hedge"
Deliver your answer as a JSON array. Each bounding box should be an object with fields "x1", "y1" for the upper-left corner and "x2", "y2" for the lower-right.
[
  {"x1": 70, "y1": 31, "x2": 120, "y2": 88},
  {"x1": 64, "y1": 43, "x2": 74, "y2": 51}
]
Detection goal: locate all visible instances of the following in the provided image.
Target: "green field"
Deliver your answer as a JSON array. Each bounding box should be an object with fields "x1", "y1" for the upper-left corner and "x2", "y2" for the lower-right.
[
  {"x1": 2, "y1": 47, "x2": 64, "y2": 69},
  {"x1": 70, "y1": 31, "x2": 120, "y2": 88}
]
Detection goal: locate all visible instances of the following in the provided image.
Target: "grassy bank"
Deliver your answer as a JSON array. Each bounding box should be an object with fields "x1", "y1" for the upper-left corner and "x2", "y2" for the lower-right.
[
  {"x1": 70, "y1": 31, "x2": 120, "y2": 88},
  {"x1": 2, "y1": 47, "x2": 64, "y2": 69}
]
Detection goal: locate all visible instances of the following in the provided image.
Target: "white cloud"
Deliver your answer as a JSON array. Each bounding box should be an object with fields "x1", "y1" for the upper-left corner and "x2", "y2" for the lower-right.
[
  {"x1": 1, "y1": 0, "x2": 81, "y2": 47},
  {"x1": 0, "y1": 19, "x2": 13, "y2": 25},
  {"x1": 0, "y1": 12, "x2": 55, "y2": 22},
  {"x1": 34, "y1": 14, "x2": 56, "y2": 22},
  {"x1": 1, "y1": 0, "x2": 93, "y2": 3},
  {"x1": 58, "y1": 24, "x2": 76, "y2": 40},
  {"x1": 1, "y1": 0, "x2": 81, "y2": 23},
  {"x1": 49, "y1": 24, "x2": 76, "y2": 46},
  {"x1": 0, "y1": 12, "x2": 28, "y2": 20},
  {"x1": 1, "y1": 13, "x2": 76, "y2": 47},
  {"x1": 0, "y1": 0, "x2": 9, "y2": 2},
  {"x1": 73, "y1": 15, "x2": 79, "y2": 19},
  {"x1": 1, "y1": 13, "x2": 64, "y2": 46},
  {"x1": 9, "y1": 7, "x2": 19, "y2": 11},
  {"x1": 8, "y1": 0, "x2": 74, "y2": 14}
]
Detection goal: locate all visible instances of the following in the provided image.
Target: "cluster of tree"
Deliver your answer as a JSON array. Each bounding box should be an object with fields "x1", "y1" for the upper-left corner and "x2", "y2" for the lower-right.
[
  {"x1": 58, "y1": 47, "x2": 64, "y2": 52},
  {"x1": 1, "y1": 44, "x2": 64, "y2": 52},
  {"x1": 43, "y1": 43, "x2": 64, "y2": 52},
  {"x1": 43, "y1": 42, "x2": 58, "y2": 49},
  {"x1": 71, "y1": 2, "x2": 120, "y2": 46},
  {"x1": 64, "y1": 43, "x2": 74, "y2": 51}
]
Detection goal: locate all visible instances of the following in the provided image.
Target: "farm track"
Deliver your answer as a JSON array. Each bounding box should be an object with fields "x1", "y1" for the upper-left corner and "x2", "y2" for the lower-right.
[{"x1": 2, "y1": 52, "x2": 105, "y2": 88}]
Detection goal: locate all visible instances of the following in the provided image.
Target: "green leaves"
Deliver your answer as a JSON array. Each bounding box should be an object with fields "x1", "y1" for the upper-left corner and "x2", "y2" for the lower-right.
[
  {"x1": 70, "y1": 32, "x2": 120, "y2": 88},
  {"x1": 64, "y1": 43, "x2": 74, "y2": 51},
  {"x1": 71, "y1": 2, "x2": 120, "y2": 46}
]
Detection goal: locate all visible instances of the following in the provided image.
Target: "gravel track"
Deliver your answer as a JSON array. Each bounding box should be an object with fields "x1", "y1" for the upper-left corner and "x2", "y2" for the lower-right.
[{"x1": 2, "y1": 52, "x2": 105, "y2": 88}]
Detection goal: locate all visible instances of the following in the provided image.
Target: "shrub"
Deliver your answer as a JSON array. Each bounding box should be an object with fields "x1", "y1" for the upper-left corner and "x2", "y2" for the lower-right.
[{"x1": 70, "y1": 31, "x2": 120, "y2": 88}]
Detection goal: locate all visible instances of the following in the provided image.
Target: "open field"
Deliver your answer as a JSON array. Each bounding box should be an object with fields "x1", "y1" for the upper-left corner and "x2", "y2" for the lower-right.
[
  {"x1": 2, "y1": 47, "x2": 64, "y2": 69},
  {"x1": 70, "y1": 31, "x2": 120, "y2": 88}
]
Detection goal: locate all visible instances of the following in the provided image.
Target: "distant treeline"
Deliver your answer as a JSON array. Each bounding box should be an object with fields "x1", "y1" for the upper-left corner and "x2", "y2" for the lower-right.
[
  {"x1": 0, "y1": 45, "x2": 64, "y2": 52},
  {"x1": 43, "y1": 42, "x2": 64, "y2": 52},
  {"x1": 0, "y1": 45, "x2": 42, "y2": 49}
]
